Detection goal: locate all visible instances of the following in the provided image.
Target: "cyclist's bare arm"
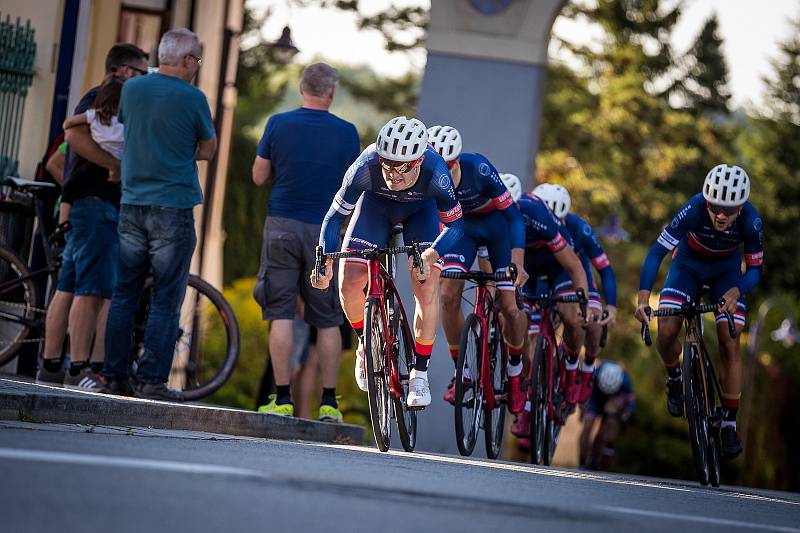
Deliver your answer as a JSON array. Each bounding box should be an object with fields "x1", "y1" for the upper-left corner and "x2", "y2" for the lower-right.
[
  {"x1": 252, "y1": 155, "x2": 272, "y2": 186},
  {"x1": 45, "y1": 150, "x2": 66, "y2": 186},
  {"x1": 554, "y1": 245, "x2": 589, "y2": 296}
]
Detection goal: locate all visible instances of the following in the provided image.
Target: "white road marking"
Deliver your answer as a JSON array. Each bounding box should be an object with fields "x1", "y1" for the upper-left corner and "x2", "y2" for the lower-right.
[
  {"x1": 0, "y1": 447, "x2": 266, "y2": 479},
  {"x1": 598, "y1": 505, "x2": 800, "y2": 532}
]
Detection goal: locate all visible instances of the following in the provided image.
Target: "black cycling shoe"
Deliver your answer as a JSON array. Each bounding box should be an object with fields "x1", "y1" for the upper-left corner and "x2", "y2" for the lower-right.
[
  {"x1": 666, "y1": 377, "x2": 684, "y2": 417},
  {"x1": 721, "y1": 426, "x2": 743, "y2": 460}
]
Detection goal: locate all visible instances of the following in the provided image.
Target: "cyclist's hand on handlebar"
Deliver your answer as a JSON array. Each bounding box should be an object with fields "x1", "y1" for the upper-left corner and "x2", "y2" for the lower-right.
[
  {"x1": 634, "y1": 290, "x2": 651, "y2": 323},
  {"x1": 512, "y1": 262, "x2": 528, "y2": 287},
  {"x1": 600, "y1": 305, "x2": 617, "y2": 327},
  {"x1": 587, "y1": 305, "x2": 602, "y2": 323},
  {"x1": 310, "y1": 258, "x2": 334, "y2": 290},
  {"x1": 719, "y1": 287, "x2": 741, "y2": 315},
  {"x1": 414, "y1": 248, "x2": 439, "y2": 281}
]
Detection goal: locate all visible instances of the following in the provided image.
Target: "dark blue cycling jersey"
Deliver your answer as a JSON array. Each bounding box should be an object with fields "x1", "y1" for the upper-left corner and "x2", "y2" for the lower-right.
[
  {"x1": 518, "y1": 195, "x2": 570, "y2": 274},
  {"x1": 586, "y1": 362, "x2": 636, "y2": 415},
  {"x1": 640, "y1": 193, "x2": 763, "y2": 294},
  {"x1": 564, "y1": 213, "x2": 617, "y2": 307},
  {"x1": 320, "y1": 144, "x2": 463, "y2": 255},
  {"x1": 455, "y1": 153, "x2": 524, "y2": 249}
]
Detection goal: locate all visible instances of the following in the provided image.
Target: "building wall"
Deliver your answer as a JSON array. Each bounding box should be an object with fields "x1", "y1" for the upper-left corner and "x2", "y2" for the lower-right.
[{"x1": 3, "y1": 0, "x2": 64, "y2": 179}]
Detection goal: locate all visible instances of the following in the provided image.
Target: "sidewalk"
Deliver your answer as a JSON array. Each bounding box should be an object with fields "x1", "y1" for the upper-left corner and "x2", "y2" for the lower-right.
[{"x1": 0, "y1": 376, "x2": 364, "y2": 445}]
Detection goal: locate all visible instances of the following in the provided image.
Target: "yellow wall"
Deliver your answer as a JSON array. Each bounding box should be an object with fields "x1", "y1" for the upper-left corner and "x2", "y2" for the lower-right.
[{"x1": 82, "y1": 0, "x2": 122, "y2": 93}]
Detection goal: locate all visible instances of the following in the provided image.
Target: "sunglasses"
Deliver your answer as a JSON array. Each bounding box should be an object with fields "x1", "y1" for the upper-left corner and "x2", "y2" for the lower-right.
[
  {"x1": 379, "y1": 157, "x2": 422, "y2": 174},
  {"x1": 186, "y1": 54, "x2": 202, "y2": 65},
  {"x1": 123, "y1": 64, "x2": 149, "y2": 76},
  {"x1": 706, "y1": 201, "x2": 740, "y2": 216}
]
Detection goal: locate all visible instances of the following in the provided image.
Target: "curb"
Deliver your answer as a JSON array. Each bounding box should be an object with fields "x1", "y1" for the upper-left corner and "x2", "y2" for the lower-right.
[{"x1": 0, "y1": 377, "x2": 364, "y2": 445}]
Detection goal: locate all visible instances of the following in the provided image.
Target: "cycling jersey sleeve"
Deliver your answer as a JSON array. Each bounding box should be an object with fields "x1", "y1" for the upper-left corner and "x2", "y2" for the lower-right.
[
  {"x1": 738, "y1": 209, "x2": 764, "y2": 294},
  {"x1": 578, "y1": 219, "x2": 617, "y2": 306},
  {"x1": 428, "y1": 162, "x2": 464, "y2": 255},
  {"x1": 519, "y1": 197, "x2": 568, "y2": 252},
  {"x1": 319, "y1": 151, "x2": 371, "y2": 253},
  {"x1": 475, "y1": 157, "x2": 525, "y2": 248},
  {"x1": 639, "y1": 197, "x2": 698, "y2": 291}
]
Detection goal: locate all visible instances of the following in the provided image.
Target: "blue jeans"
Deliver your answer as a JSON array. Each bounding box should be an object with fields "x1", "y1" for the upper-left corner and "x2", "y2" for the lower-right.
[{"x1": 102, "y1": 204, "x2": 196, "y2": 384}]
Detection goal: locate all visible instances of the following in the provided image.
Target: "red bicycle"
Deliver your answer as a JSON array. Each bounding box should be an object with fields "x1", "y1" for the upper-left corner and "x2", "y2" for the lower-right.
[
  {"x1": 441, "y1": 266, "x2": 517, "y2": 458},
  {"x1": 524, "y1": 288, "x2": 586, "y2": 465},
  {"x1": 315, "y1": 243, "x2": 423, "y2": 452}
]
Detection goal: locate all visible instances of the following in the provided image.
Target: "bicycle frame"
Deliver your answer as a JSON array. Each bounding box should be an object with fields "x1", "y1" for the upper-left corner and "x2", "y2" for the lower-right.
[
  {"x1": 536, "y1": 305, "x2": 562, "y2": 422},
  {"x1": 469, "y1": 282, "x2": 500, "y2": 411}
]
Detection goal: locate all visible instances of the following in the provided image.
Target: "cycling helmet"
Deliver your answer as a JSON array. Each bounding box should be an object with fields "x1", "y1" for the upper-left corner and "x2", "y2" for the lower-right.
[
  {"x1": 427, "y1": 125, "x2": 462, "y2": 162},
  {"x1": 703, "y1": 164, "x2": 750, "y2": 207},
  {"x1": 597, "y1": 362, "x2": 624, "y2": 395},
  {"x1": 532, "y1": 183, "x2": 571, "y2": 218},
  {"x1": 376, "y1": 116, "x2": 428, "y2": 162},
  {"x1": 499, "y1": 173, "x2": 522, "y2": 202}
]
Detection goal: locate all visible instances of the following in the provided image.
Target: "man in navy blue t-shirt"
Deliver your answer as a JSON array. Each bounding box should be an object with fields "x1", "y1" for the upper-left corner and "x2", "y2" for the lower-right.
[{"x1": 252, "y1": 62, "x2": 360, "y2": 421}]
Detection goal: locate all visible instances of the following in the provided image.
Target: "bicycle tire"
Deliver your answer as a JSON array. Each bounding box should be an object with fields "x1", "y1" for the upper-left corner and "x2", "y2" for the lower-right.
[
  {"x1": 683, "y1": 341, "x2": 711, "y2": 486},
  {"x1": 529, "y1": 333, "x2": 548, "y2": 465},
  {"x1": 0, "y1": 246, "x2": 39, "y2": 366},
  {"x1": 389, "y1": 291, "x2": 417, "y2": 452},
  {"x1": 455, "y1": 313, "x2": 483, "y2": 456},
  {"x1": 365, "y1": 296, "x2": 391, "y2": 451},
  {"x1": 134, "y1": 275, "x2": 240, "y2": 401},
  {"x1": 544, "y1": 341, "x2": 563, "y2": 466},
  {"x1": 704, "y1": 353, "x2": 722, "y2": 488},
  {"x1": 484, "y1": 310, "x2": 507, "y2": 459}
]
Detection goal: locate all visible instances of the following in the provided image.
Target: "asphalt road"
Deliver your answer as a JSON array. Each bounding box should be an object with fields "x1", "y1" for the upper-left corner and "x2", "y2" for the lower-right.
[{"x1": 0, "y1": 421, "x2": 798, "y2": 533}]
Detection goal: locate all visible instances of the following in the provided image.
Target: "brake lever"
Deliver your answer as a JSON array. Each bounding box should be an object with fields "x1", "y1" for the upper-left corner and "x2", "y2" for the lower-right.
[
  {"x1": 314, "y1": 245, "x2": 326, "y2": 278},
  {"x1": 641, "y1": 306, "x2": 652, "y2": 346},
  {"x1": 600, "y1": 310, "x2": 610, "y2": 348},
  {"x1": 718, "y1": 298, "x2": 738, "y2": 339},
  {"x1": 412, "y1": 242, "x2": 425, "y2": 284}
]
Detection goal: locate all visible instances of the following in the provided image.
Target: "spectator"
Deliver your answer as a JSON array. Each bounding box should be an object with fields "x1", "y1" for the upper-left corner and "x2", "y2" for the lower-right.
[
  {"x1": 88, "y1": 28, "x2": 216, "y2": 401},
  {"x1": 36, "y1": 43, "x2": 149, "y2": 388},
  {"x1": 252, "y1": 62, "x2": 360, "y2": 422}
]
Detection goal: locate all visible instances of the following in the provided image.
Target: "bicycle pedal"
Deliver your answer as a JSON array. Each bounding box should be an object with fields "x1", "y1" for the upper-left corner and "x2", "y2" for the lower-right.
[{"x1": 407, "y1": 405, "x2": 427, "y2": 412}]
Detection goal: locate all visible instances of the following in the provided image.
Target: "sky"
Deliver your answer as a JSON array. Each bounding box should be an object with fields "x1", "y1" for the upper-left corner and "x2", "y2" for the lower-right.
[{"x1": 248, "y1": 0, "x2": 798, "y2": 110}]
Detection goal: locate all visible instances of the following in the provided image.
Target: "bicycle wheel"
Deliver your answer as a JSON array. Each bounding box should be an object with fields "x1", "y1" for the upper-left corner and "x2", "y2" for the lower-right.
[
  {"x1": 704, "y1": 355, "x2": 722, "y2": 488},
  {"x1": 529, "y1": 334, "x2": 548, "y2": 465},
  {"x1": 544, "y1": 341, "x2": 563, "y2": 466},
  {"x1": 0, "y1": 246, "x2": 39, "y2": 366},
  {"x1": 365, "y1": 296, "x2": 392, "y2": 451},
  {"x1": 455, "y1": 313, "x2": 483, "y2": 456},
  {"x1": 484, "y1": 311, "x2": 507, "y2": 459},
  {"x1": 388, "y1": 292, "x2": 417, "y2": 452},
  {"x1": 134, "y1": 275, "x2": 240, "y2": 401},
  {"x1": 683, "y1": 341, "x2": 711, "y2": 486}
]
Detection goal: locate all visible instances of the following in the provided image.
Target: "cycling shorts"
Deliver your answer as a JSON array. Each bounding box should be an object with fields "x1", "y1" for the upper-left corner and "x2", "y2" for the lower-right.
[
  {"x1": 441, "y1": 211, "x2": 514, "y2": 293},
  {"x1": 552, "y1": 266, "x2": 602, "y2": 310},
  {"x1": 342, "y1": 191, "x2": 442, "y2": 270},
  {"x1": 658, "y1": 253, "x2": 746, "y2": 327}
]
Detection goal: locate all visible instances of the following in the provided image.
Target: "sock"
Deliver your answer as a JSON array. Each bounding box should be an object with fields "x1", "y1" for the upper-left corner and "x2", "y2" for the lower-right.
[
  {"x1": 565, "y1": 349, "x2": 580, "y2": 371},
  {"x1": 351, "y1": 319, "x2": 364, "y2": 339},
  {"x1": 721, "y1": 394, "x2": 740, "y2": 428},
  {"x1": 414, "y1": 338, "x2": 433, "y2": 372},
  {"x1": 506, "y1": 340, "x2": 524, "y2": 368},
  {"x1": 275, "y1": 384, "x2": 292, "y2": 405},
  {"x1": 507, "y1": 361, "x2": 524, "y2": 377},
  {"x1": 69, "y1": 361, "x2": 89, "y2": 376},
  {"x1": 90, "y1": 362, "x2": 104, "y2": 374},
  {"x1": 581, "y1": 360, "x2": 595, "y2": 373},
  {"x1": 42, "y1": 358, "x2": 62, "y2": 372},
  {"x1": 524, "y1": 400, "x2": 531, "y2": 413},
  {"x1": 666, "y1": 363, "x2": 682, "y2": 380},
  {"x1": 321, "y1": 387, "x2": 337, "y2": 408},
  {"x1": 448, "y1": 344, "x2": 459, "y2": 363}
]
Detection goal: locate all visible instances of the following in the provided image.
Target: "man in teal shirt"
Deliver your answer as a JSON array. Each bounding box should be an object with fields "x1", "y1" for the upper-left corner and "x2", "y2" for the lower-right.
[{"x1": 97, "y1": 28, "x2": 216, "y2": 401}]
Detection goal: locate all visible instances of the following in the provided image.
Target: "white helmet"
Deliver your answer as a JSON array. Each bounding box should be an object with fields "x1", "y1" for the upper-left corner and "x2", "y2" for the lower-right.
[
  {"x1": 597, "y1": 362, "x2": 624, "y2": 395},
  {"x1": 533, "y1": 183, "x2": 571, "y2": 218},
  {"x1": 703, "y1": 164, "x2": 750, "y2": 207},
  {"x1": 376, "y1": 116, "x2": 428, "y2": 162},
  {"x1": 499, "y1": 173, "x2": 522, "y2": 202},
  {"x1": 427, "y1": 125, "x2": 462, "y2": 162}
]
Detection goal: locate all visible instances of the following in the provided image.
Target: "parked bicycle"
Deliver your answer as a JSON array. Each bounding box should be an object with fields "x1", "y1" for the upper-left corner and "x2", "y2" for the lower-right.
[
  {"x1": 524, "y1": 287, "x2": 587, "y2": 465},
  {"x1": 441, "y1": 266, "x2": 517, "y2": 459},
  {"x1": 641, "y1": 293, "x2": 737, "y2": 487},
  {"x1": 0, "y1": 176, "x2": 239, "y2": 400},
  {"x1": 315, "y1": 242, "x2": 422, "y2": 452}
]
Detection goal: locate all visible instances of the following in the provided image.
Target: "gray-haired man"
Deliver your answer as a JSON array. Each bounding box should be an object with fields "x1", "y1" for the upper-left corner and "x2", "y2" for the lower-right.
[
  {"x1": 92, "y1": 29, "x2": 217, "y2": 400},
  {"x1": 252, "y1": 62, "x2": 360, "y2": 421}
]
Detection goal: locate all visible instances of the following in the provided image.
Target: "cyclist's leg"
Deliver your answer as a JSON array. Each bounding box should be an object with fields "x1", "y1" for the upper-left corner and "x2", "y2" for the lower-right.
[
  {"x1": 581, "y1": 262, "x2": 604, "y2": 367},
  {"x1": 579, "y1": 404, "x2": 601, "y2": 467},
  {"x1": 656, "y1": 262, "x2": 701, "y2": 372}
]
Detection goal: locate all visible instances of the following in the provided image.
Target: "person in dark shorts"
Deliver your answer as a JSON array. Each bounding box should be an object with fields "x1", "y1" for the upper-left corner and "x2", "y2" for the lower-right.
[{"x1": 252, "y1": 62, "x2": 360, "y2": 422}]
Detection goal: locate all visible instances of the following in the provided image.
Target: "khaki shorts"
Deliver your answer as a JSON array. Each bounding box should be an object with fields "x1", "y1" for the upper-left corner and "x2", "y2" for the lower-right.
[{"x1": 253, "y1": 216, "x2": 343, "y2": 328}]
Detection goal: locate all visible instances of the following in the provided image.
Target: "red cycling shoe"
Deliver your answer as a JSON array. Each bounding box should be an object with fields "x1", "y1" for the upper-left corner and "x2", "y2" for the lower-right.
[
  {"x1": 511, "y1": 410, "x2": 530, "y2": 437},
  {"x1": 507, "y1": 374, "x2": 525, "y2": 414}
]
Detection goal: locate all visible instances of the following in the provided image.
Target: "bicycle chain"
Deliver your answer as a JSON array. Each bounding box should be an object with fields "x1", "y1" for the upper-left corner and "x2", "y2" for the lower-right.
[{"x1": 0, "y1": 300, "x2": 46, "y2": 345}]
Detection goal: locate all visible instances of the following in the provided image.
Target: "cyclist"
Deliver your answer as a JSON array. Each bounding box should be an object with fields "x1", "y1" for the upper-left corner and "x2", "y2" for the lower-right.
[
  {"x1": 427, "y1": 125, "x2": 528, "y2": 414},
  {"x1": 634, "y1": 164, "x2": 762, "y2": 460},
  {"x1": 510, "y1": 192, "x2": 591, "y2": 438},
  {"x1": 311, "y1": 116, "x2": 464, "y2": 409},
  {"x1": 533, "y1": 183, "x2": 618, "y2": 403},
  {"x1": 578, "y1": 361, "x2": 635, "y2": 469}
]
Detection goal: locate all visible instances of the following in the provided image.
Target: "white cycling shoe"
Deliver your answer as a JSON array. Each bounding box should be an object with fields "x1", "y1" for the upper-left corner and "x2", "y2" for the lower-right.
[
  {"x1": 407, "y1": 369, "x2": 431, "y2": 408},
  {"x1": 355, "y1": 339, "x2": 368, "y2": 392}
]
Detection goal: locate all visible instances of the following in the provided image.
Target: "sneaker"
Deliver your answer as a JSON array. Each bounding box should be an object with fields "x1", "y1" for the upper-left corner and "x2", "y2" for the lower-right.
[
  {"x1": 721, "y1": 426, "x2": 743, "y2": 460},
  {"x1": 257, "y1": 394, "x2": 294, "y2": 416},
  {"x1": 64, "y1": 367, "x2": 104, "y2": 391},
  {"x1": 666, "y1": 376, "x2": 684, "y2": 417},
  {"x1": 134, "y1": 382, "x2": 185, "y2": 403},
  {"x1": 354, "y1": 339, "x2": 368, "y2": 392},
  {"x1": 318, "y1": 404, "x2": 343, "y2": 423},
  {"x1": 511, "y1": 410, "x2": 530, "y2": 438},
  {"x1": 35, "y1": 363, "x2": 64, "y2": 385},
  {"x1": 577, "y1": 368, "x2": 594, "y2": 404},
  {"x1": 407, "y1": 369, "x2": 431, "y2": 408},
  {"x1": 565, "y1": 368, "x2": 580, "y2": 404},
  {"x1": 516, "y1": 437, "x2": 531, "y2": 451},
  {"x1": 105, "y1": 378, "x2": 135, "y2": 397},
  {"x1": 507, "y1": 374, "x2": 525, "y2": 414}
]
